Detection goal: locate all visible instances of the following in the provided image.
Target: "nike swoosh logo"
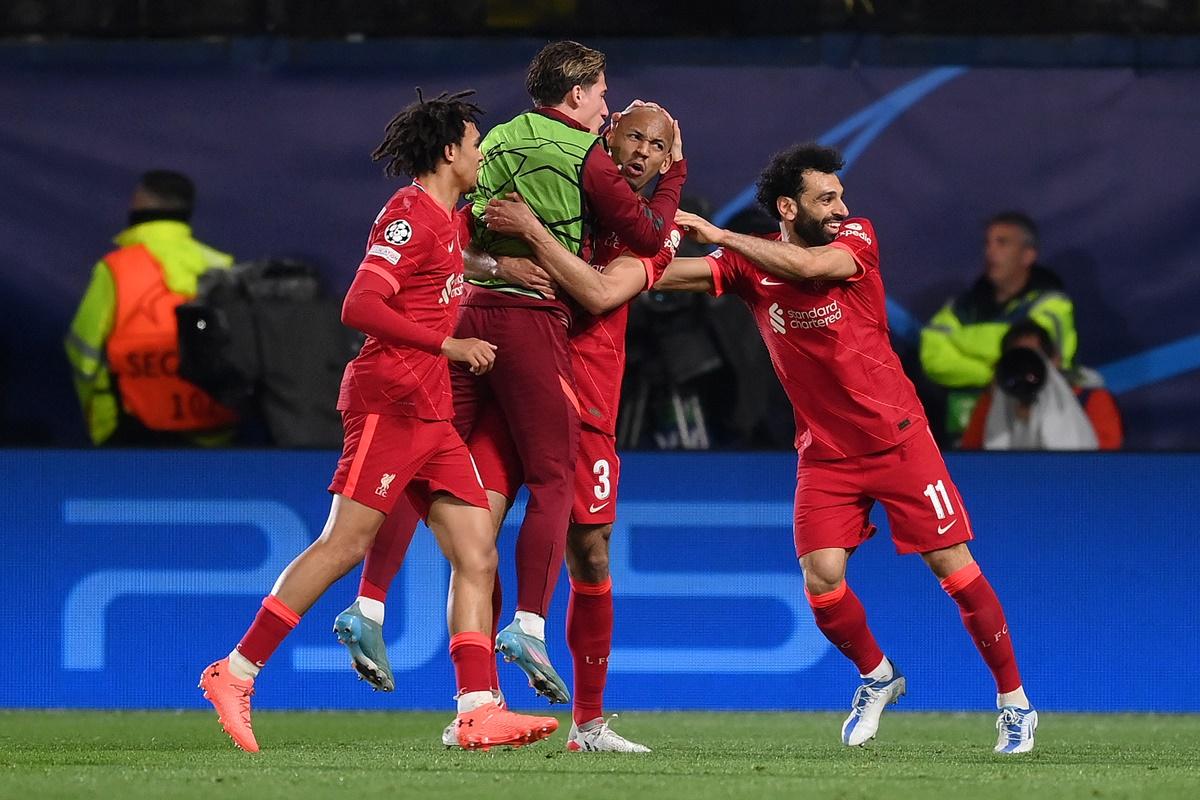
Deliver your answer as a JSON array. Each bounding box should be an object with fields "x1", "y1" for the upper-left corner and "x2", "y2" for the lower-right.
[
  {"x1": 760, "y1": 277, "x2": 784, "y2": 286},
  {"x1": 588, "y1": 502, "x2": 611, "y2": 513},
  {"x1": 937, "y1": 520, "x2": 958, "y2": 535},
  {"x1": 447, "y1": 243, "x2": 455, "y2": 253}
]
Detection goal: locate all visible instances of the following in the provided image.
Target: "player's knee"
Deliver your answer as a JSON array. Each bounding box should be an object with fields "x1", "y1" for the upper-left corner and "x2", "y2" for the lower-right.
[
  {"x1": 452, "y1": 542, "x2": 499, "y2": 583},
  {"x1": 804, "y1": 573, "x2": 844, "y2": 596},
  {"x1": 574, "y1": 545, "x2": 610, "y2": 583},
  {"x1": 922, "y1": 542, "x2": 974, "y2": 580},
  {"x1": 799, "y1": 552, "x2": 847, "y2": 595},
  {"x1": 567, "y1": 524, "x2": 611, "y2": 582},
  {"x1": 317, "y1": 525, "x2": 375, "y2": 570}
]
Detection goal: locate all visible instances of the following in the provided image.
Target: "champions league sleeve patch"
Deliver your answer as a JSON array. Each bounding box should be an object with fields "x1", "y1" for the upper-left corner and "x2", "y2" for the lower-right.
[{"x1": 384, "y1": 219, "x2": 413, "y2": 246}]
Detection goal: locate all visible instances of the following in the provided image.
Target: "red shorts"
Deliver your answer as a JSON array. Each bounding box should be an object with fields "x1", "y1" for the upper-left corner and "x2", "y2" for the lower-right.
[
  {"x1": 572, "y1": 427, "x2": 619, "y2": 525},
  {"x1": 467, "y1": 407, "x2": 620, "y2": 526},
  {"x1": 466, "y1": 404, "x2": 523, "y2": 499},
  {"x1": 329, "y1": 411, "x2": 488, "y2": 518},
  {"x1": 793, "y1": 427, "x2": 974, "y2": 557}
]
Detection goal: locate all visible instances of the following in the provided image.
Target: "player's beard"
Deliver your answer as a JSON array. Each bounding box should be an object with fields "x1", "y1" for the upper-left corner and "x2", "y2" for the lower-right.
[{"x1": 793, "y1": 212, "x2": 837, "y2": 247}]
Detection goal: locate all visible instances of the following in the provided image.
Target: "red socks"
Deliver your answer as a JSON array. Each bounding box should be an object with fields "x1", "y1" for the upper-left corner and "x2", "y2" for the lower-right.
[
  {"x1": 566, "y1": 577, "x2": 613, "y2": 725},
  {"x1": 941, "y1": 562, "x2": 1023, "y2": 693},
  {"x1": 450, "y1": 631, "x2": 493, "y2": 697},
  {"x1": 806, "y1": 582, "x2": 885, "y2": 675},
  {"x1": 235, "y1": 595, "x2": 300, "y2": 667},
  {"x1": 806, "y1": 564, "x2": 1023, "y2": 696},
  {"x1": 358, "y1": 501, "x2": 420, "y2": 602}
]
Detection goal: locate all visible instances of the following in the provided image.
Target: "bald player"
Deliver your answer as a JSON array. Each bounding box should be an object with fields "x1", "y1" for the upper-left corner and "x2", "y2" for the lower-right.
[{"x1": 476, "y1": 104, "x2": 683, "y2": 752}]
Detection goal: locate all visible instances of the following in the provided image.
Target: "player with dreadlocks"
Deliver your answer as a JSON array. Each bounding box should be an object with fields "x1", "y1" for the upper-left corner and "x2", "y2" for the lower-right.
[
  {"x1": 199, "y1": 89, "x2": 558, "y2": 753},
  {"x1": 335, "y1": 41, "x2": 688, "y2": 714}
]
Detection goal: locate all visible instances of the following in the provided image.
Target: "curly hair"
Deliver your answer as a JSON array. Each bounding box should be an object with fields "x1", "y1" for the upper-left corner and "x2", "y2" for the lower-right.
[
  {"x1": 371, "y1": 89, "x2": 484, "y2": 178},
  {"x1": 755, "y1": 143, "x2": 845, "y2": 220},
  {"x1": 525, "y1": 40, "x2": 606, "y2": 107}
]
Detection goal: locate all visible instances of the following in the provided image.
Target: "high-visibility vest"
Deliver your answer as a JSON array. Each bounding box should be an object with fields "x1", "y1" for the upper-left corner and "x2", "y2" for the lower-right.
[{"x1": 104, "y1": 244, "x2": 238, "y2": 432}]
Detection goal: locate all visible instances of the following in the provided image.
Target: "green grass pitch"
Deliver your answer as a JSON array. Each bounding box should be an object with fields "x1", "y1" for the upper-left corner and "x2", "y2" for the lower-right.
[{"x1": 2, "y1": 711, "x2": 1197, "y2": 799}]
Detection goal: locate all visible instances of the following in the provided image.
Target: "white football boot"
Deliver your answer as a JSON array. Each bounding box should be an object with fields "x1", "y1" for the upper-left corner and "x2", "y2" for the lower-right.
[
  {"x1": 841, "y1": 662, "x2": 906, "y2": 746},
  {"x1": 567, "y1": 716, "x2": 651, "y2": 753},
  {"x1": 994, "y1": 706, "x2": 1038, "y2": 754}
]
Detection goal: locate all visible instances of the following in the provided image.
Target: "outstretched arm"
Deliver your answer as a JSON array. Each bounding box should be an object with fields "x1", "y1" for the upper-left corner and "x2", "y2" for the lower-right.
[
  {"x1": 651, "y1": 257, "x2": 716, "y2": 293},
  {"x1": 482, "y1": 195, "x2": 649, "y2": 314},
  {"x1": 675, "y1": 210, "x2": 859, "y2": 281}
]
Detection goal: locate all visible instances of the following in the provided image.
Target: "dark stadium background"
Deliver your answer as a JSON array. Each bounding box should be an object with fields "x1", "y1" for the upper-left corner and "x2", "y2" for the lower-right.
[{"x1": 1, "y1": 7, "x2": 1198, "y2": 795}]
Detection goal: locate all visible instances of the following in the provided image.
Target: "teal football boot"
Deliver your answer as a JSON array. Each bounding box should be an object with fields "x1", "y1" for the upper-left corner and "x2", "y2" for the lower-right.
[
  {"x1": 494, "y1": 620, "x2": 570, "y2": 704},
  {"x1": 333, "y1": 602, "x2": 395, "y2": 692}
]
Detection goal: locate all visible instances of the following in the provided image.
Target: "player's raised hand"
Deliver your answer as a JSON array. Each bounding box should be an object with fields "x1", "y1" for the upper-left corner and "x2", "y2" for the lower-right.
[
  {"x1": 675, "y1": 210, "x2": 725, "y2": 246},
  {"x1": 496, "y1": 256, "x2": 556, "y2": 299},
  {"x1": 441, "y1": 336, "x2": 498, "y2": 375},
  {"x1": 670, "y1": 117, "x2": 684, "y2": 162},
  {"x1": 483, "y1": 193, "x2": 542, "y2": 239}
]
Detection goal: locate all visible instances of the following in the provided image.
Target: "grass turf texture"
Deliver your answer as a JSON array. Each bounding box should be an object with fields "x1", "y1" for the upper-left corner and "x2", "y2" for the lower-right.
[{"x1": 1, "y1": 711, "x2": 1197, "y2": 799}]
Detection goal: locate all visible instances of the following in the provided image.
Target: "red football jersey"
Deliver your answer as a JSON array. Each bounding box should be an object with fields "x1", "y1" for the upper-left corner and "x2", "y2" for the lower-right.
[
  {"x1": 338, "y1": 182, "x2": 465, "y2": 419},
  {"x1": 570, "y1": 223, "x2": 682, "y2": 434},
  {"x1": 706, "y1": 218, "x2": 925, "y2": 460}
]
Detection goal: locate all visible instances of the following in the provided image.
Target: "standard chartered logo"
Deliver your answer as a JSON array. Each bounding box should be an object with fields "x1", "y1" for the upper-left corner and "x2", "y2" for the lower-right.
[
  {"x1": 769, "y1": 303, "x2": 787, "y2": 334},
  {"x1": 769, "y1": 300, "x2": 844, "y2": 334}
]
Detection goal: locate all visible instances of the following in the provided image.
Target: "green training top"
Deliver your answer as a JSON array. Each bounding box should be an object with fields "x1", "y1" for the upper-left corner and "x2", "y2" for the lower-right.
[{"x1": 468, "y1": 111, "x2": 599, "y2": 298}]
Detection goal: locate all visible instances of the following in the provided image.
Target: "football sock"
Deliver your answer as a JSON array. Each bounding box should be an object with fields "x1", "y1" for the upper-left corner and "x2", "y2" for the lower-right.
[
  {"x1": 514, "y1": 610, "x2": 546, "y2": 640},
  {"x1": 806, "y1": 582, "x2": 886, "y2": 675},
  {"x1": 234, "y1": 594, "x2": 300, "y2": 672},
  {"x1": 456, "y1": 691, "x2": 494, "y2": 714},
  {"x1": 227, "y1": 649, "x2": 260, "y2": 681},
  {"x1": 998, "y1": 687, "x2": 1031, "y2": 709},
  {"x1": 450, "y1": 631, "x2": 493, "y2": 702},
  {"x1": 862, "y1": 656, "x2": 895, "y2": 682},
  {"x1": 358, "y1": 501, "x2": 421, "y2": 603},
  {"x1": 567, "y1": 576, "x2": 613, "y2": 726},
  {"x1": 940, "y1": 562, "x2": 1023, "y2": 694},
  {"x1": 356, "y1": 596, "x2": 385, "y2": 625}
]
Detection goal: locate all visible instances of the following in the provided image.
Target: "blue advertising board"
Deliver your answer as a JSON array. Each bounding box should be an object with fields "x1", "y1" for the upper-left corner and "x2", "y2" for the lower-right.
[{"x1": 0, "y1": 451, "x2": 1194, "y2": 712}]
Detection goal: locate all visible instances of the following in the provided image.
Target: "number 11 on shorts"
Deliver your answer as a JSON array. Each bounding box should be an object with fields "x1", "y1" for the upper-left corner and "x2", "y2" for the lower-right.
[{"x1": 923, "y1": 479, "x2": 955, "y2": 520}]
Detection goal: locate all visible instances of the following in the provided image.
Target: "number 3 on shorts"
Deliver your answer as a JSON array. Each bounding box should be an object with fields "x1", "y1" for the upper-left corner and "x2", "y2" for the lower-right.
[
  {"x1": 922, "y1": 479, "x2": 955, "y2": 520},
  {"x1": 592, "y1": 459, "x2": 611, "y2": 501}
]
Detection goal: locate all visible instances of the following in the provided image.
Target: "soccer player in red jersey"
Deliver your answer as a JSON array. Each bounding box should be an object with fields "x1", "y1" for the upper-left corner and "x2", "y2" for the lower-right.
[
  {"x1": 474, "y1": 104, "x2": 684, "y2": 751},
  {"x1": 198, "y1": 90, "x2": 557, "y2": 753},
  {"x1": 651, "y1": 143, "x2": 1036, "y2": 754}
]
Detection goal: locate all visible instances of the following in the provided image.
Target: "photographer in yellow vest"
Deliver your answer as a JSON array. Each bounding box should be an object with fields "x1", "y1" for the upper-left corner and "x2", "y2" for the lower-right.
[{"x1": 65, "y1": 170, "x2": 237, "y2": 445}]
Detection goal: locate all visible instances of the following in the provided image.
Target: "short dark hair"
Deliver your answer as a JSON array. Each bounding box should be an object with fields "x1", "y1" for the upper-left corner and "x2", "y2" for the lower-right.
[
  {"x1": 371, "y1": 89, "x2": 484, "y2": 179},
  {"x1": 987, "y1": 211, "x2": 1039, "y2": 248},
  {"x1": 755, "y1": 143, "x2": 845, "y2": 220},
  {"x1": 525, "y1": 40, "x2": 606, "y2": 107},
  {"x1": 1002, "y1": 319, "x2": 1057, "y2": 358},
  {"x1": 139, "y1": 170, "x2": 195, "y2": 215}
]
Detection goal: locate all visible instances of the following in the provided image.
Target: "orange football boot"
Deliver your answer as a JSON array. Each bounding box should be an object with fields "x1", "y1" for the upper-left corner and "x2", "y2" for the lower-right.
[
  {"x1": 199, "y1": 658, "x2": 260, "y2": 753},
  {"x1": 454, "y1": 701, "x2": 558, "y2": 751}
]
